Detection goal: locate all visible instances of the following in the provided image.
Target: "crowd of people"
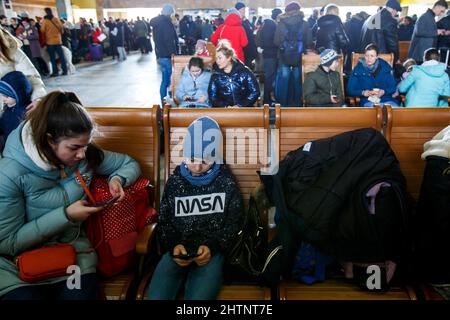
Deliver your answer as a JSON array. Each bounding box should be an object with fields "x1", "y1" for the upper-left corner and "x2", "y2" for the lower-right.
[{"x1": 1, "y1": 0, "x2": 450, "y2": 301}]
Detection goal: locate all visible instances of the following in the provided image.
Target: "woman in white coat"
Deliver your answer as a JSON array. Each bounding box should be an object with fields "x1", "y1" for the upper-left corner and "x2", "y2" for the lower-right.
[{"x1": 0, "y1": 26, "x2": 46, "y2": 110}]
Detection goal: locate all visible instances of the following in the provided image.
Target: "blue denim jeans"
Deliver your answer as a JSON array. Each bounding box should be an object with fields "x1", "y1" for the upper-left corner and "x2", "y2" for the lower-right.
[
  {"x1": 275, "y1": 63, "x2": 301, "y2": 107},
  {"x1": 2, "y1": 273, "x2": 97, "y2": 300},
  {"x1": 47, "y1": 44, "x2": 68, "y2": 75},
  {"x1": 147, "y1": 252, "x2": 224, "y2": 300},
  {"x1": 363, "y1": 100, "x2": 399, "y2": 107},
  {"x1": 158, "y1": 57, "x2": 172, "y2": 106}
]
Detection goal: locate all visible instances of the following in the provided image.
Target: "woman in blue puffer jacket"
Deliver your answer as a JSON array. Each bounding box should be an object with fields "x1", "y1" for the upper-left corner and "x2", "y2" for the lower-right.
[
  {"x1": 208, "y1": 40, "x2": 260, "y2": 108},
  {"x1": 0, "y1": 91, "x2": 141, "y2": 300}
]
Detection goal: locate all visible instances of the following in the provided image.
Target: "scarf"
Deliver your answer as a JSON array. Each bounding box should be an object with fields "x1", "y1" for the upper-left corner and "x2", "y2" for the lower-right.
[
  {"x1": 180, "y1": 162, "x2": 221, "y2": 187},
  {"x1": 362, "y1": 58, "x2": 379, "y2": 74}
]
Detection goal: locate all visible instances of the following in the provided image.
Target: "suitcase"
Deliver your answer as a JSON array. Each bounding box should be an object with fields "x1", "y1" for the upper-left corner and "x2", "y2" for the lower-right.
[{"x1": 89, "y1": 44, "x2": 103, "y2": 61}]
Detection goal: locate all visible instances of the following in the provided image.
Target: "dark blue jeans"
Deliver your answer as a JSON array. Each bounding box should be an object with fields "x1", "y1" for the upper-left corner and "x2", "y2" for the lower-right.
[
  {"x1": 2, "y1": 273, "x2": 98, "y2": 300},
  {"x1": 147, "y1": 252, "x2": 224, "y2": 300},
  {"x1": 47, "y1": 44, "x2": 68, "y2": 75},
  {"x1": 276, "y1": 63, "x2": 302, "y2": 107},
  {"x1": 158, "y1": 57, "x2": 172, "y2": 106},
  {"x1": 263, "y1": 57, "x2": 277, "y2": 104}
]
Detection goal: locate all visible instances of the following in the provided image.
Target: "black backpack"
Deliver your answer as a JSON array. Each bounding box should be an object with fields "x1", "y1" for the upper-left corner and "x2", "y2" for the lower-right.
[{"x1": 279, "y1": 21, "x2": 303, "y2": 67}]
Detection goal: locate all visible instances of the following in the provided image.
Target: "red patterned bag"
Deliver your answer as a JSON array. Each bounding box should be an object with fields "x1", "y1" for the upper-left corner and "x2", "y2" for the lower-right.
[{"x1": 76, "y1": 171, "x2": 157, "y2": 277}]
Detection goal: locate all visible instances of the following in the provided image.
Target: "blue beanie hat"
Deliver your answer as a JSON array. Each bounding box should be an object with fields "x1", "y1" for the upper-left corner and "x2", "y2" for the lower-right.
[
  {"x1": 183, "y1": 116, "x2": 223, "y2": 164},
  {"x1": 0, "y1": 71, "x2": 32, "y2": 107},
  {"x1": 235, "y1": 2, "x2": 246, "y2": 11},
  {"x1": 386, "y1": 0, "x2": 402, "y2": 12}
]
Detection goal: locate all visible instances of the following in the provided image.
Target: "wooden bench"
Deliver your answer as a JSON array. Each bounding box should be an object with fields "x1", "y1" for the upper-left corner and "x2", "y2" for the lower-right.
[
  {"x1": 136, "y1": 105, "x2": 272, "y2": 300},
  {"x1": 86, "y1": 106, "x2": 161, "y2": 300},
  {"x1": 170, "y1": 54, "x2": 215, "y2": 105},
  {"x1": 274, "y1": 105, "x2": 417, "y2": 300},
  {"x1": 399, "y1": 41, "x2": 410, "y2": 64}
]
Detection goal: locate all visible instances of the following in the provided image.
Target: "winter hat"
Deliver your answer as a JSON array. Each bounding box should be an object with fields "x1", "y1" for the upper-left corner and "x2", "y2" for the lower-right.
[
  {"x1": 386, "y1": 0, "x2": 402, "y2": 12},
  {"x1": 18, "y1": 12, "x2": 29, "y2": 19},
  {"x1": 235, "y1": 2, "x2": 246, "y2": 11},
  {"x1": 320, "y1": 49, "x2": 339, "y2": 67},
  {"x1": 161, "y1": 4, "x2": 175, "y2": 16},
  {"x1": 285, "y1": 1, "x2": 301, "y2": 13},
  {"x1": 0, "y1": 80, "x2": 18, "y2": 104},
  {"x1": 0, "y1": 71, "x2": 32, "y2": 107},
  {"x1": 271, "y1": 8, "x2": 283, "y2": 20},
  {"x1": 183, "y1": 116, "x2": 223, "y2": 164}
]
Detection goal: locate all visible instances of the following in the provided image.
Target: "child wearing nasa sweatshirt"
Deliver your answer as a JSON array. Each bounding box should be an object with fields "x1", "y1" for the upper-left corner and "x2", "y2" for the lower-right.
[{"x1": 148, "y1": 116, "x2": 243, "y2": 300}]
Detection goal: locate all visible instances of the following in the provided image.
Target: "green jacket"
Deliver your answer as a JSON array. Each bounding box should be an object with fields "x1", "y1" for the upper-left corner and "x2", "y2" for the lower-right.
[
  {"x1": 303, "y1": 66, "x2": 344, "y2": 107},
  {"x1": 0, "y1": 122, "x2": 141, "y2": 297}
]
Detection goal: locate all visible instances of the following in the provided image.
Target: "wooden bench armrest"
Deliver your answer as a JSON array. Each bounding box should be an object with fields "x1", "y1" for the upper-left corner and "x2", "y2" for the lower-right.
[
  {"x1": 136, "y1": 222, "x2": 157, "y2": 255},
  {"x1": 346, "y1": 96, "x2": 360, "y2": 106}
]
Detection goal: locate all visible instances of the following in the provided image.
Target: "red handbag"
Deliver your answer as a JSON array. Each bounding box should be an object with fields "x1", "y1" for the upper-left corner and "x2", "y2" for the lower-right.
[
  {"x1": 16, "y1": 244, "x2": 76, "y2": 283},
  {"x1": 76, "y1": 170, "x2": 157, "y2": 277}
]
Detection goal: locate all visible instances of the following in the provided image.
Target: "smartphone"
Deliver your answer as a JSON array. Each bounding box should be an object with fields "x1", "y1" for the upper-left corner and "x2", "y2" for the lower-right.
[
  {"x1": 173, "y1": 252, "x2": 200, "y2": 260},
  {"x1": 90, "y1": 197, "x2": 118, "y2": 207}
]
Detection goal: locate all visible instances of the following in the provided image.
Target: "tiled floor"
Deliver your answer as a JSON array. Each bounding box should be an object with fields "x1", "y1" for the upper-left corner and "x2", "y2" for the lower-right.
[{"x1": 43, "y1": 51, "x2": 162, "y2": 107}]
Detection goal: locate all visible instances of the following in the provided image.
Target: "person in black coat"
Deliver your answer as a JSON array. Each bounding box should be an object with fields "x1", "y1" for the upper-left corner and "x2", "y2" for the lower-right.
[
  {"x1": 256, "y1": 8, "x2": 282, "y2": 104},
  {"x1": 150, "y1": 4, "x2": 179, "y2": 106},
  {"x1": 360, "y1": 0, "x2": 401, "y2": 62},
  {"x1": 208, "y1": 40, "x2": 260, "y2": 108},
  {"x1": 398, "y1": 16, "x2": 414, "y2": 41},
  {"x1": 235, "y1": 2, "x2": 257, "y2": 69},
  {"x1": 344, "y1": 11, "x2": 369, "y2": 73},
  {"x1": 315, "y1": 4, "x2": 349, "y2": 54}
]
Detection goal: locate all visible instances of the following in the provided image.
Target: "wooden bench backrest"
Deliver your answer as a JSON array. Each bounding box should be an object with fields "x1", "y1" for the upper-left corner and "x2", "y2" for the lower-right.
[
  {"x1": 163, "y1": 105, "x2": 270, "y2": 205},
  {"x1": 302, "y1": 53, "x2": 345, "y2": 103},
  {"x1": 351, "y1": 52, "x2": 394, "y2": 69},
  {"x1": 275, "y1": 106, "x2": 383, "y2": 159},
  {"x1": 399, "y1": 41, "x2": 410, "y2": 64},
  {"x1": 86, "y1": 106, "x2": 161, "y2": 209},
  {"x1": 384, "y1": 106, "x2": 450, "y2": 200},
  {"x1": 171, "y1": 54, "x2": 215, "y2": 104}
]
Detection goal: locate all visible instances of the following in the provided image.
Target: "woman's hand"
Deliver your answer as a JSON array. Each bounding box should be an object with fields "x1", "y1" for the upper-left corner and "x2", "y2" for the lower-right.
[
  {"x1": 194, "y1": 245, "x2": 211, "y2": 267},
  {"x1": 184, "y1": 95, "x2": 193, "y2": 101},
  {"x1": 65, "y1": 200, "x2": 103, "y2": 222},
  {"x1": 362, "y1": 90, "x2": 372, "y2": 97},
  {"x1": 376, "y1": 89, "x2": 385, "y2": 98},
  {"x1": 197, "y1": 95, "x2": 207, "y2": 103},
  {"x1": 172, "y1": 244, "x2": 193, "y2": 267},
  {"x1": 109, "y1": 176, "x2": 125, "y2": 201}
]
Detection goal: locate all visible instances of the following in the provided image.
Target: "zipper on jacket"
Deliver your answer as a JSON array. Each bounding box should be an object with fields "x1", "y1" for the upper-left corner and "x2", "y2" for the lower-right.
[{"x1": 229, "y1": 76, "x2": 236, "y2": 106}]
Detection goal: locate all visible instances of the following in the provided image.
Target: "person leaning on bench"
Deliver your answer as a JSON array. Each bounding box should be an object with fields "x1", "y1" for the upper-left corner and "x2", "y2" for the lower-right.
[
  {"x1": 0, "y1": 91, "x2": 142, "y2": 300},
  {"x1": 303, "y1": 49, "x2": 345, "y2": 107}
]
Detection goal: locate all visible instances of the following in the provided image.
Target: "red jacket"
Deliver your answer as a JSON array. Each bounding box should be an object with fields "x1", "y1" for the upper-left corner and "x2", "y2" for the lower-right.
[{"x1": 211, "y1": 13, "x2": 248, "y2": 63}]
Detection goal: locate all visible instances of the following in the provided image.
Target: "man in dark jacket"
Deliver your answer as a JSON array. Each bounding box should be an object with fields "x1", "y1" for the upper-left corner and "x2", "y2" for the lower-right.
[
  {"x1": 437, "y1": 11, "x2": 450, "y2": 49},
  {"x1": 135, "y1": 17, "x2": 149, "y2": 54},
  {"x1": 236, "y1": 2, "x2": 257, "y2": 69},
  {"x1": 360, "y1": 0, "x2": 401, "y2": 62},
  {"x1": 303, "y1": 49, "x2": 344, "y2": 107},
  {"x1": 315, "y1": 4, "x2": 349, "y2": 54},
  {"x1": 274, "y1": 1, "x2": 313, "y2": 107},
  {"x1": 409, "y1": 0, "x2": 448, "y2": 63},
  {"x1": 344, "y1": 11, "x2": 369, "y2": 73},
  {"x1": 398, "y1": 16, "x2": 414, "y2": 41},
  {"x1": 256, "y1": 8, "x2": 282, "y2": 104},
  {"x1": 150, "y1": 4, "x2": 179, "y2": 106}
]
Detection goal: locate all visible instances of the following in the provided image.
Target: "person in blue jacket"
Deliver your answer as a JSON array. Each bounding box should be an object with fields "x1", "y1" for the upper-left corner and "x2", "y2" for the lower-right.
[
  {"x1": 0, "y1": 71, "x2": 32, "y2": 152},
  {"x1": 175, "y1": 57, "x2": 211, "y2": 108},
  {"x1": 0, "y1": 90, "x2": 141, "y2": 300},
  {"x1": 398, "y1": 48, "x2": 450, "y2": 107},
  {"x1": 347, "y1": 43, "x2": 399, "y2": 107}
]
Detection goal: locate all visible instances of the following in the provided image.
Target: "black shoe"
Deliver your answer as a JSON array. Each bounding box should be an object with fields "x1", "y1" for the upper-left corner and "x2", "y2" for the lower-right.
[
  {"x1": 62, "y1": 72, "x2": 68, "y2": 76},
  {"x1": 50, "y1": 73, "x2": 58, "y2": 77}
]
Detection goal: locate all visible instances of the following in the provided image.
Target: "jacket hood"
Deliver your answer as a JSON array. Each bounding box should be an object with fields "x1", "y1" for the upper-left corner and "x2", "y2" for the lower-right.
[
  {"x1": 415, "y1": 62, "x2": 447, "y2": 78},
  {"x1": 278, "y1": 11, "x2": 303, "y2": 26},
  {"x1": 0, "y1": 71, "x2": 32, "y2": 107},
  {"x1": 2, "y1": 122, "x2": 74, "y2": 180},
  {"x1": 224, "y1": 13, "x2": 242, "y2": 26}
]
